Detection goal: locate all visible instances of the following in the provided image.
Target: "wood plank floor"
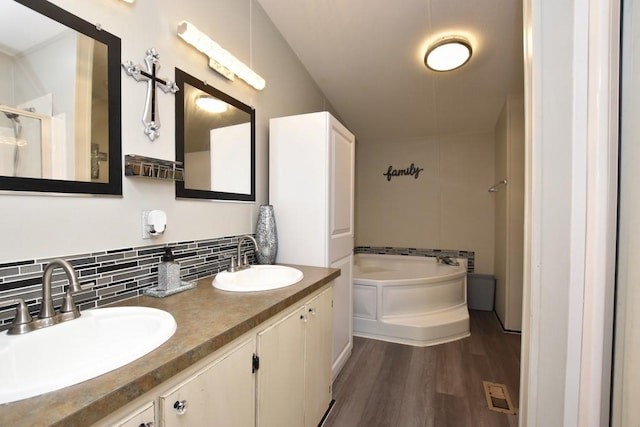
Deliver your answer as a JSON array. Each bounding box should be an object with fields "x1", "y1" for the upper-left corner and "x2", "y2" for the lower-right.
[{"x1": 325, "y1": 310, "x2": 521, "y2": 427}]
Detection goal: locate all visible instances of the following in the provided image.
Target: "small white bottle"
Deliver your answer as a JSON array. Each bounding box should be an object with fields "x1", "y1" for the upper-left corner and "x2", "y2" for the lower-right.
[{"x1": 158, "y1": 247, "x2": 181, "y2": 291}]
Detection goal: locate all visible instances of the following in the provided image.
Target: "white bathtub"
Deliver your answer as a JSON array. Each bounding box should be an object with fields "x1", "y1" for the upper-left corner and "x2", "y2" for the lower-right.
[{"x1": 353, "y1": 254, "x2": 470, "y2": 346}]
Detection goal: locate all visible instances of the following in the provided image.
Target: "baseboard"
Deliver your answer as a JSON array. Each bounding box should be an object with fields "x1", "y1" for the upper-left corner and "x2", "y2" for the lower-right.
[
  {"x1": 491, "y1": 310, "x2": 522, "y2": 334},
  {"x1": 331, "y1": 341, "x2": 353, "y2": 381},
  {"x1": 318, "y1": 399, "x2": 336, "y2": 427}
]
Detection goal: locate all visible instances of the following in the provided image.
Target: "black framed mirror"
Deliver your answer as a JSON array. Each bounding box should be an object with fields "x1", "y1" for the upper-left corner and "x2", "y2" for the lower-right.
[
  {"x1": 0, "y1": 0, "x2": 122, "y2": 195},
  {"x1": 175, "y1": 68, "x2": 255, "y2": 202}
]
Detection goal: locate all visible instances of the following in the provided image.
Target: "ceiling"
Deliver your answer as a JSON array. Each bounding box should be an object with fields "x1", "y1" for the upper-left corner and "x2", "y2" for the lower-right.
[
  {"x1": 0, "y1": 0, "x2": 68, "y2": 56},
  {"x1": 257, "y1": 0, "x2": 524, "y2": 144}
]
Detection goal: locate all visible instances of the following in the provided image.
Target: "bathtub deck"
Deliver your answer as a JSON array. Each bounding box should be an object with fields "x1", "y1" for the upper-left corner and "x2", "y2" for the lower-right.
[{"x1": 325, "y1": 310, "x2": 521, "y2": 427}]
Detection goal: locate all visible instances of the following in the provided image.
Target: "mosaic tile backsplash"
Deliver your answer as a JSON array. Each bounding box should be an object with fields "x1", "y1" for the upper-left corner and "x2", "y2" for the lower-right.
[
  {"x1": 1, "y1": 240, "x2": 475, "y2": 331},
  {"x1": 0, "y1": 235, "x2": 256, "y2": 331},
  {"x1": 354, "y1": 246, "x2": 475, "y2": 273}
]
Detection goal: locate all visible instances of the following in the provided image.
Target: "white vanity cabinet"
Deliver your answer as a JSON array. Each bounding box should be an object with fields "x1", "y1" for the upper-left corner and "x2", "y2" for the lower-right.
[
  {"x1": 91, "y1": 284, "x2": 333, "y2": 427},
  {"x1": 303, "y1": 287, "x2": 334, "y2": 426},
  {"x1": 256, "y1": 306, "x2": 306, "y2": 426},
  {"x1": 160, "y1": 336, "x2": 256, "y2": 427},
  {"x1": 112, "y1": 401, "x2": 155, "y2": 427},
  {"x1": 256, "y1": 287, "x2": 333, "y2": 427},
  {"x1": 270, "y1": 111, "x2": 355, "y2": 380}
]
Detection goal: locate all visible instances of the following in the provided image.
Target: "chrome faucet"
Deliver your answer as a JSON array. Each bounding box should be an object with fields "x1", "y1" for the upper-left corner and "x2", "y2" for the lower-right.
[
  {"x1": 0, "y1": 258, "x2": 86, "y2": 335},
  {"x1": 228, "y1": 235, "x2": 258, "y2": 272},
  {"x1": 436, "y1": 255, "x2": 460, "y2": 266},
  {"x1": 40, "y1": 258, "x2": 84, "y2": 325}
]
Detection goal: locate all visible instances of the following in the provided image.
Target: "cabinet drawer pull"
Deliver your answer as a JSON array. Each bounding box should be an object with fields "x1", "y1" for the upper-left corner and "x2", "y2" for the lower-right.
[
  {"x1": 138, "y1": 423, "x2": 153, "y2": 427},
  {"x1": 174, "y1": 400, "x2": 188, "y2": 415}
]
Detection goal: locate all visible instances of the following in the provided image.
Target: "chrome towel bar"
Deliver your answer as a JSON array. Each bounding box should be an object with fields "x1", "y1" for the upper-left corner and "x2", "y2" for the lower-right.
[{"x1": 488, "y1": 179, "x2": 508, "y2": 193}]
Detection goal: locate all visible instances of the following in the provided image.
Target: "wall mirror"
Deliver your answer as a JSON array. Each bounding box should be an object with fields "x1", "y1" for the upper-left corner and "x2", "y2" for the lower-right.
[
  {"x1": 175, "y1": 68, "x2": 255, "y2": 202},
  {"x1": 0, "y1": 0, "x2": 122, "y2": 195}
]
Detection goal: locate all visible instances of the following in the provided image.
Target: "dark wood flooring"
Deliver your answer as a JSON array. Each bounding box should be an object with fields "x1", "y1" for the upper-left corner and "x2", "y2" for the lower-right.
[{"x1": 325, "y1": 310, "x2": 521, "y2": 427}]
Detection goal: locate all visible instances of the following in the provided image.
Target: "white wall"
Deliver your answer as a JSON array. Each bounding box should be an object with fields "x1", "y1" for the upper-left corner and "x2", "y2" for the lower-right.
[
  {"x1": 612, "y1": 1, "x2": 640, "y2": 424},
  {"x1": 184, "y1": 151, "x2": 210, "y2": 190},
  {"x1": 0, "y1": 0, "x2": 335, "y2": 263},
  {"x1": 0, "y1": 52, "x2": 14, "y2": 104},
  {"x1": 16, "y1": 32, "x2": 76, "y2": 178},
  {"x1": 355, "y1": 131, "x2": 495, "y2": 274}
]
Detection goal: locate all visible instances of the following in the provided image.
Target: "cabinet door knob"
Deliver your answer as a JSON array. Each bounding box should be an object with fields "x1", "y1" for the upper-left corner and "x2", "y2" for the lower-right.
[
  {"x1": 174, "y1": 400, "x2": 188, "y2": 415},
  {"x1": 308, "y1": 307, "x2": 316, "y2": 315},
  {"x1": 138, "y1": 423, "x2": 153, "y2": 427},
  {"x1": 300, "y1": 314, "x2": 306, "y2": 322}
]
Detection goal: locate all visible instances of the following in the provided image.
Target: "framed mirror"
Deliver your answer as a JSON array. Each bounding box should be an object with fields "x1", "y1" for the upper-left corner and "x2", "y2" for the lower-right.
[
  {"x1": 175, "y1": 68, "x2": 255, "y2": 202},
  {"x1": 0, "y1": 0, "x2": 122, "y2": 195}
]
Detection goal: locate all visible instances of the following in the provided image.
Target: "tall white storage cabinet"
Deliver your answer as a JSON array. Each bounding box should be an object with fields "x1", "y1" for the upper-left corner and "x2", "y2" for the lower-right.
[{"x1": 269, "y1": 111, "x2": 355, "y2": 380}]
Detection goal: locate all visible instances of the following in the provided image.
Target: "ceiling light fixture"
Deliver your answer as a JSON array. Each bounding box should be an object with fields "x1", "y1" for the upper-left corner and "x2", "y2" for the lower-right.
[
  {"x1": 196, "y1": 96, "x2": 228, "y2": 113},
  {"x1": 177, "y1": 21, "x2": 266, "y2": 91},
  {"x1": 424, "y1": 36, "x2": 472, "y2": 72}
]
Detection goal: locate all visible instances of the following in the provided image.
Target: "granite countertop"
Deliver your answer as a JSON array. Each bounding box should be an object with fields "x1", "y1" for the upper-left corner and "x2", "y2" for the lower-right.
[{"x1": 0, "y1": 264, "x2": 340, "y2": 427}]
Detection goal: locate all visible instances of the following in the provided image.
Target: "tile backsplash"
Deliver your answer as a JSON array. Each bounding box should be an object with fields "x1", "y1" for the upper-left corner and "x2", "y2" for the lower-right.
[
  {"x1": 1, "y1": 241, "x2": 477, "y2": 331},
  {"x1": 354, "y1": 246, "x2": 475, "y2": 273},
  {"x1": 0, "y1": 235, "x2": 256, "y2": 331}
]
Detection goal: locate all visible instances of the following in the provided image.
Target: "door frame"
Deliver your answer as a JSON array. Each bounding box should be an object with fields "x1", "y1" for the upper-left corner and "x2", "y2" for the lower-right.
[{"x1": 521, "y1": 0, "x2": 620, "y2": 425}]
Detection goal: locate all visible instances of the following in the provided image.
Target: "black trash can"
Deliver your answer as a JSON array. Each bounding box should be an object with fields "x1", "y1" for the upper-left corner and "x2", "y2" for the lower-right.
[{"x1": 467, "y1": 273, "x2": 495, "y2": 311}]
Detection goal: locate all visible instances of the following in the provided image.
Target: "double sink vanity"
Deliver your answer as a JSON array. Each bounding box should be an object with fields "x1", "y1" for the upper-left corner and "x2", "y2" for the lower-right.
[
  {"x1": 0, "y1": 2, "x2": 345, "y2": 426},
  {"x1": 0, "y1": 263, "x2": 339, "y2": 427}
]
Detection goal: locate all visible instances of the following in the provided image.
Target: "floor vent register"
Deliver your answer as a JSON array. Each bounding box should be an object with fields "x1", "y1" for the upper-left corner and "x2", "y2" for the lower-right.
[{"x1": 483, "y1": 381, "x2": 517, "y2": 415}]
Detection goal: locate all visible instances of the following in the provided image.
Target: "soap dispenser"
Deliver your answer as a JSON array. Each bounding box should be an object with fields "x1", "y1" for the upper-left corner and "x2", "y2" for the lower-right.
[{"x1": 158, "y1": 247, "x2": 180, "y2": 291}]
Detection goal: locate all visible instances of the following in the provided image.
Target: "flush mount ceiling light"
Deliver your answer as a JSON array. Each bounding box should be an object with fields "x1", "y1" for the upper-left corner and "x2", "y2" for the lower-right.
[
  {"x1": 196, "y1": 96, "x2": 228, "y2": 113},
  {"x1": 177, "y1": 21, "x2": 266, "y2": 91},
  {"x1": 424, "y1": 36, "x2": 472, "y2": 72}
]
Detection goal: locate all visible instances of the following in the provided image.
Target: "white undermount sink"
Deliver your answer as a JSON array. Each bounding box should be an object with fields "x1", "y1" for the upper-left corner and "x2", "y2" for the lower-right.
[
  {"x1": 0, "y1": 306, "x2": 176, "y2": 405},
  {"x1": 212, "y1": 265, "x2": 304, "y2": 292}
]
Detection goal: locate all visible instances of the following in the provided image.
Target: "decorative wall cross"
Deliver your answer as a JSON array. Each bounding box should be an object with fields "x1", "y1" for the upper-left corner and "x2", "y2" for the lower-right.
[
  {"x1": 122, "y1": 48, "x2": 179, "y2": 141},
  {"x1": 91, "y1": 143, "x2": 107, "y2": 179}
]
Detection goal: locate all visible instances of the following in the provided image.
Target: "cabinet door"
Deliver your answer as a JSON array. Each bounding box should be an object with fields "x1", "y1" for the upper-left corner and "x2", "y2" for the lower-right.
[
  {"x1": 304, "y1": 287, "x2": 334, "y2": 427},
  {"x1": 328, "y1": 113, "x2": 355, "y2": 260},
  {"x1": 331, "y1": 254, "x2": 353, "y2": 378},
  {"x1": 113, "y1": 401, "x2": 155, "y2": 427},
  {"x1": 160, "y1": 336, "x2": 255, "y2": 427},
  {"x1": 256, "y1": 305, "x2": 306, "y2": 427}
]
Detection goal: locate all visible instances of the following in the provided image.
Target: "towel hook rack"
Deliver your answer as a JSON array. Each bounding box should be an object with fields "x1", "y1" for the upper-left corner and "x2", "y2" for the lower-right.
[{"x1": 488, "y1": 179, "x2": 508, "y2": 193}]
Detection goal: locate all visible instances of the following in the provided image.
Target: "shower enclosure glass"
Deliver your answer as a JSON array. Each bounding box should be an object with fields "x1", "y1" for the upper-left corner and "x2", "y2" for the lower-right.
[{"x1": 0, "y1": 107, "x2": 46, "y2": 179}]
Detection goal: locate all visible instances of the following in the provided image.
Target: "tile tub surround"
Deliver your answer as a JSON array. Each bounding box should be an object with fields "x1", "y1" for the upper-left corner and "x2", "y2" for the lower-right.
[
  {"x1": 0, "y1": 235, "x2": 258, "y2": 331},
  {"x1": 0, "y1": 265, "x2": 340, "y2": 427},
  {"x1": 354, "y1": 246, "x2": 475, "y2": 273}
]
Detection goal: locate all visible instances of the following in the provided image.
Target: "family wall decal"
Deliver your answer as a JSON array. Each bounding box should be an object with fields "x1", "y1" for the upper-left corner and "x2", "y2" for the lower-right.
[{"x1": 383, "y1": 163, "x2": 424, "y2": 181}]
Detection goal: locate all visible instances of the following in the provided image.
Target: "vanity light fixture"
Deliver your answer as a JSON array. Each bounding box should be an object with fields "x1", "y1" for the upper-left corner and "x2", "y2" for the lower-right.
[
  {"x1": 424, "y1": 36, "x2": 472, "y2": 72},
  {"x1": 177, "y1": 21, "x2": 266, "y2": 91},
  {"x1": 196, "y1": 96, "x2": 228, "y2": 113}
]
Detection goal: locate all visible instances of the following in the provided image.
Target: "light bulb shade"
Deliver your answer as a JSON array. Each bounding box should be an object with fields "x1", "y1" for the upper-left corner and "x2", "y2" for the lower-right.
[
  {"x1": 424, "y1": 36, "x2": 472, "y2": 72},
  {"x1": 177, "y1": 21, "x2": 266, "y2": 90},
  {"x1": 196, "y1": 96, "x2": 228, "y2": 113}
]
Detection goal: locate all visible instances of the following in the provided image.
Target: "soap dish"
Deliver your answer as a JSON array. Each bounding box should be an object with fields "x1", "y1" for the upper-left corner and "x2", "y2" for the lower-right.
[{"x1": 144, "y1": 281, "x2": 197, "y2": 298}]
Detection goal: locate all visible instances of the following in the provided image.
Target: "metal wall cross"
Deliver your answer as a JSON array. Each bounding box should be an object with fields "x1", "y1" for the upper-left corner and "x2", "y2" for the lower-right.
[{"x1": 122, "y1": 48, "x2": 179, "y2": 141}]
